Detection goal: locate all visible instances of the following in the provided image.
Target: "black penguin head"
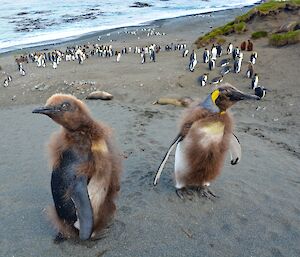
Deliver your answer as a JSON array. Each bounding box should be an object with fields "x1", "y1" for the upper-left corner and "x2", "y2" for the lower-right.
[
  {"x1": 211, "y1": 83, "x2": 260, "y2": 111},
  {"x1": 32, "y1": 94, "x2": 91, "y2": 131}
]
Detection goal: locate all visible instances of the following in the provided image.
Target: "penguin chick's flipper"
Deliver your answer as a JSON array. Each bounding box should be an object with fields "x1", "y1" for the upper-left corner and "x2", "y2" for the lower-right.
[
  {"x1": 229, "y1": 133, "x2": 241, "y2": 165},
  {"x1": 153, "y1": 134, "x2": 184, "y2": 186},
  {"x1": 51, "y1": 150, "x2": 93, "y2": 240},
  {"x1": 71, "y1": 176, "x2": 94, "y2": 240}
]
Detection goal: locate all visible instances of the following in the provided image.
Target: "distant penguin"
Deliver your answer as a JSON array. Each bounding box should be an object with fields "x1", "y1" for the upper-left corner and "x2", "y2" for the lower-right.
[
  {"x1": 246, "y1": 62, "x2": 254, "y2": 78},
  {"x1": 227, "y1": 43, "x2": 233, "y2": 55},
  {"x1": 183, "y1": 49, "x2": 189, "y2": 57},
  {"x1": 221, "y1": 66, "x2": 231, "y2": 76},
  {"x1": 211, "y1": 75, "x2": 223, "y2": 85},
  {"x1": 211, "y1": 44, "x2": 217, "y2": 60},
  {"x1": 199, "y1": 73, "x2": 208, "y2": 87},
  {"x1": 189, "y1": 58, "x2": 197, "y2": 72},
  {"x1": 52, "y1": 62, "x2": 57, "y2": 69},
  {"x1": 7, "y1": 75, "x2": 12, "y2": 82},
  {"x1": 232, "y1": 47, "x2": 240, "y2": 60},
  {"x1": 141, "y1": 52, "x2": 146, "y2": 64},
  {"x1": 203, "y1": 48, "x2": 209, "y2": 63},
  {"x1": 238, "y1": 52, "x2": 243, "y2": 60},
  {"x1": 250, "y1": 52, "x2": 257, "y2": 65},
  {"x1": 234, "y1": 58, "x2": 242, "y2": 73},
  {"x1": 190, "y1": 50, "x2": 196, "y2": 63},
  {"x1": 116, "y1": 52, "x2": 121, "y2": 63},
  {"x1": 153, "y1": 84, "x2": 260, "y2": 198},
  {"x1": 216, "y1": 45, "x2": 223, "y2": 57},
  {"x1": 209, "y1": 58, "x2": 215, "y2": 70},
  {"x1": 219, "y1": 58, "x2": 229, "y2": 67},
  {"x1": 241, "y1": 41, "x2": 246, "y2": 51},
  {"x1": 254, "y1": 86, "x2": 266, "y2": 99},
  {"x1": 251, "y1": 73, "x2": 259, "y2": 89},
  {"x1": 20, "y1": 68, "x2": 26, "y2": 76},
  {"x1": 3, "y1": 79, "x2": 9, "y2": 87},
  {"x1": 247, "y1": 40, "x2": 253, "y2": 51}
]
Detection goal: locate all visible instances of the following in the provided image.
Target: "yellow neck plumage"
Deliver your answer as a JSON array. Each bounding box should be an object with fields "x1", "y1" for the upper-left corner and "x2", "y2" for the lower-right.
[{"x1": 211, "y1": 89, "x2": 226, "y2": 115}]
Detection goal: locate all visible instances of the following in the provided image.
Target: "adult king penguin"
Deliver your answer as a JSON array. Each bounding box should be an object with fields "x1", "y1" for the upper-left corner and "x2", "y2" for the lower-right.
[
  {"x1": 153, "y1": 84, "x2": 260, "y2": 199},
  {"x1": 32, "y1": 94, "x2": 122, "y2": 241}
]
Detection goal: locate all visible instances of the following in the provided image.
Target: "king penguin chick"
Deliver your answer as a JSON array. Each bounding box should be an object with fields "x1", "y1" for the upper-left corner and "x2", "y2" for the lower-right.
[
  {"x1": 32, "y1": 94, "x2": 122, "y2": 241},
  {"x1": 153, "y1": 84, "x2": 259, "y2": 199}
]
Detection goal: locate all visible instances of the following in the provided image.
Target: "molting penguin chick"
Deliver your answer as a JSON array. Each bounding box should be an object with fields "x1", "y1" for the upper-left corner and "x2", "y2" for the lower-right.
[
  {"x1": 32, "y1": 94, "x2": 122, "y2": 241},
  {"x1": 154, "y1": 84, "x2": 259, "y2": 199}
]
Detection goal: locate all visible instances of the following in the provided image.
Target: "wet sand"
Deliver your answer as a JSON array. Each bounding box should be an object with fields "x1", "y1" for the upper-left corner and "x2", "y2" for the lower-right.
[{"x1": 0, "y1": 6, "x2": 300, "y2": 257}]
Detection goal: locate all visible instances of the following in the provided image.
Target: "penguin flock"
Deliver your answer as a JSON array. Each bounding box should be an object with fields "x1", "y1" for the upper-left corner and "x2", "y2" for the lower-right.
[{"x1": 181, "y1": 40, "x2": 267, "y2": 99}]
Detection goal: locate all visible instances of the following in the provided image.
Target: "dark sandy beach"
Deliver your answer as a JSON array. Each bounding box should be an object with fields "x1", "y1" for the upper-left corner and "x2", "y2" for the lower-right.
[{"x1": 0, "y1": 6, "x2": 300, "y2": 257}]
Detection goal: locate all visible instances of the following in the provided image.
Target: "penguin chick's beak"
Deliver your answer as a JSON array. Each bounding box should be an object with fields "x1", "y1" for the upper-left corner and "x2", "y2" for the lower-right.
[
  {"x1": 229, "y1": 91, "x2": 260, "y2": 101},
  {"x1": 32, "y1": 106, "x2": 60, "y2": 115}
]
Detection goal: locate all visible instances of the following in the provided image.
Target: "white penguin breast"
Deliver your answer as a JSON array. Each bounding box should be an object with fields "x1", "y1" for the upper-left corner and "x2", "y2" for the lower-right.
[{"x1": 175, "y1": 142, "x2": 189, "y2": 175}]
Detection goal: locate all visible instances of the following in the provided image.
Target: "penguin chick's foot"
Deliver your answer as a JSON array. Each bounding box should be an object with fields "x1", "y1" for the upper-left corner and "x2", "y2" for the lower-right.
[
  {"x1": 175, "y1": 188, "x2": 195, "y2": 200},
  {"x1": 196, "y1": 186, "x2": 217, "y2": 200},
  {"x1": 53, "y1": 232, "x2": 66, "y2": 244}
]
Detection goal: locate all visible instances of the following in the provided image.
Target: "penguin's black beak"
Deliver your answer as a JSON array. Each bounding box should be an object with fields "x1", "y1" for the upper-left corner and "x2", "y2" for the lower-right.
[
  {"x1": 32, "y1": 106, "x2": 60, "y2": 115},
  {"x1": 229, "y1": 91, "x2": 260, "y2": 101}
]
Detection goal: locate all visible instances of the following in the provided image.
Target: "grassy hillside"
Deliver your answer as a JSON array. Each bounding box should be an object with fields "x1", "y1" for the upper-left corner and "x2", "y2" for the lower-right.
[{"x1": 195, "y1": 0, "x2": 300, "y2": 48}]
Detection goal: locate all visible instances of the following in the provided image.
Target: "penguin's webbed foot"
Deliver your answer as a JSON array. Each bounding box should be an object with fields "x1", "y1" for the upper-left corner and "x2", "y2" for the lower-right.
[
  {"x1": 175, "y1": 188, "x2": 194, "y2": 200},
  {"x1": 196, "y1": 186, "x2": 217, "y2": 200},
  {"x1": 54, "y1": 232, "x2": 66, "y2": 244}
]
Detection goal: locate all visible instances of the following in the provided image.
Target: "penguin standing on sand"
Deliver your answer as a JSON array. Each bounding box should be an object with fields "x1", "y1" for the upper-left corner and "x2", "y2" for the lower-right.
[
  {"x1": 250, "y1": 52, "x2": 257, "y2": 65},
  {"x1": 241, "y1": 41, "x2": 246, "y2": 51},
  {"x1": 251, "y1": 73, "x2": 259, "y2": 89},
  {"x1": 211, "y1": 44, "x2": 217, "y2": 60},
  {"x1": 203, "y1": 48, "x2": 209, "y2": 63},
  {"x1": 208, "y1": 58, "x2": 215, "y2": 70},
  {"x1": 232, "y1": 47, "x2": 240, "y2": 60},
  {"x1": 247, "y1": 40, "x2": 253, "y2": 51},
  {"x1": 19, "y1": 63, "x2": 26, "y2": 76},
  {"x1": 227, "y1": 43, "x2": 233, "y2": 55},
  {"x1": 234, "y1": 57, "x2": 242, "y2": 73},
  {"x1": 153, "y1": 84, "x2": 260, "y2": 198},
  {"x1": 246, "y1": 62, "x2": 254, "y2": 78},
  {"x1": 52, "y1": 61, "x2": 58, "y2": 69},
  {"x1": 182, "y1": 49, "x2": 189, "y2": 57},
  {"x1": 116, "y1": 52, "x2": 121, "y2": 63},
  {"x1": 3, "y1": 79, "x2": 9, "y2": 87},
  {"x1": 141, "y1": 52, "x2": 146, "y2": 64},
  {"x1": 32, "y1": 94, "x2": 122, "y2": 241},
  {"x1": 216, "y1": 44, "x2": 223, "y2": 57},
  {"x1": 189, "y1": 50, "x2": 197, "y2": 72},
  {"x1": 199, "y1": 73, "x2": 208, "y2": 87}
]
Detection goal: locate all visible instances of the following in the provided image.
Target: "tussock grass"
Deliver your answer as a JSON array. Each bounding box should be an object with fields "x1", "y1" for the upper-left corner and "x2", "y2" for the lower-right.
[
  {"x1": 251, "y1": 31, "x2": 268, "y2": 39},
  {"x1": 269, "y1": 30, "x2": 300, "y2": 46}
]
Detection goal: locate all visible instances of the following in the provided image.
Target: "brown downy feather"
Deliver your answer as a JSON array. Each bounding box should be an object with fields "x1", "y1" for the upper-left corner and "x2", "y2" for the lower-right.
[
  {"x1": 176, "y1": 106, "x2": 233, "y2": 186},
  {"x1": 45, "y1": 94, "x2": 122, "y2": 238}
]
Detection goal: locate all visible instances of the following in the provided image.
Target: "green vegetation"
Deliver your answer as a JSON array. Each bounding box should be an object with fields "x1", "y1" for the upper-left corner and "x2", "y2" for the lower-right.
[
  {"x1": 195, "y1": 0, "x2": 300, "y2": 48},
  {"x1": 251, "y1": 31, "x2": 268, "y2": 39},
  {"x1": 195, "y1": 21, "x2": 247, "y2": 47},
  {"x1": 234, "y1": 22, "x2": 247, "y2": 33},
  {"x1": 269, "y1": 30, "x2": 300, "y2": 46}
]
